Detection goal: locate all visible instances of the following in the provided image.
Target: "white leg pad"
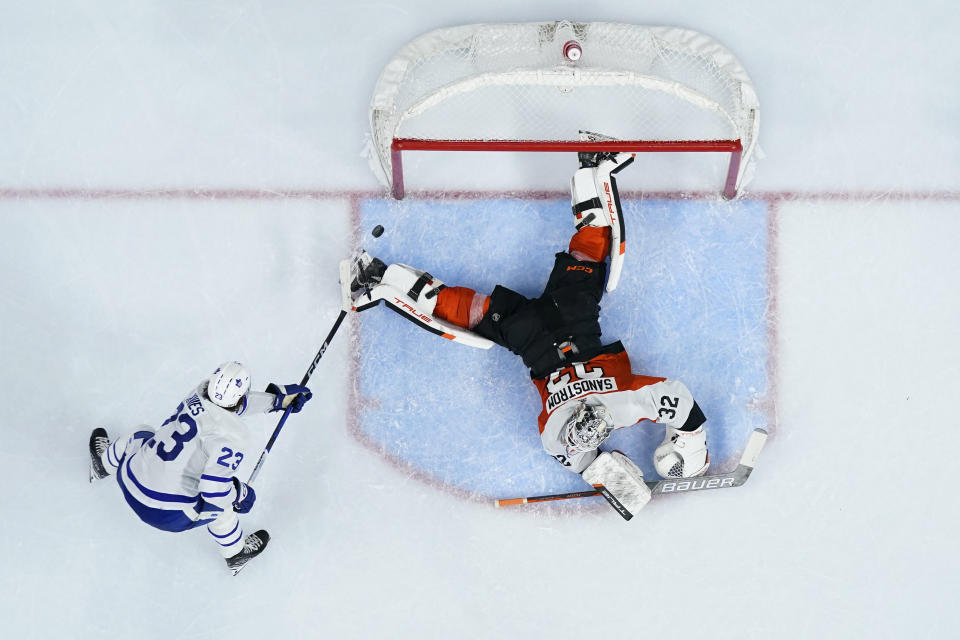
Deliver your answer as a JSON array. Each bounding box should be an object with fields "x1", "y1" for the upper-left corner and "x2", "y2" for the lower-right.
[
  {"x1": 582, "y1": 451, "x2": 652, "y2": 516},
  {"x1": 360, "y1": 264, "x2": 494, "y2": 350},
  {"x1": 569, "y1": 159, "x2": 631, "y2": 292},
  {"x1": 571, "y1": 167, "x2": 604, "y2": 228},
  {"x1": 380, "y1": 264, "x2": 440, "y2": 314}
]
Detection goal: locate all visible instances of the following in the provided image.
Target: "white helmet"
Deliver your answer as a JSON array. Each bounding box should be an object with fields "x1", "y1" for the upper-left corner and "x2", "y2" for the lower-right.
[
  {"x1": 207, "y1": 361, "x2": 251, "y2": 409},
  {"x1": 564, "y1": 399, "x2": 614, "y2": 453}
]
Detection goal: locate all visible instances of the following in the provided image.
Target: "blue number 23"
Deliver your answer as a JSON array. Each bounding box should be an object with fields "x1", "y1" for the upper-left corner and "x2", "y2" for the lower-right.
[{"x1": 154, "y1": 402, "x2": 199, "y2": 462}]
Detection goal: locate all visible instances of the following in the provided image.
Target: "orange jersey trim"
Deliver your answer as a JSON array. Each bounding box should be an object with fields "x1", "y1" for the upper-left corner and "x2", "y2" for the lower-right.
[{"x1": 532, "y1": 350, "x2": 666, "y2": 433}]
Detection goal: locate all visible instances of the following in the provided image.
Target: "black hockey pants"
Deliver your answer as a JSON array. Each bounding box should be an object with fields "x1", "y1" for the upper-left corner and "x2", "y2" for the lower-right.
[{"x1": 472, "y1": 251, "x2": 612, "y2": 379}]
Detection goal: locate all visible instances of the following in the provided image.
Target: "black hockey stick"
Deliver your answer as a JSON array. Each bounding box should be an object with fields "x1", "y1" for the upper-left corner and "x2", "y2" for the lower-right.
[
  {"x1": 247, "y1": 308, "x2": 347, "y2": 484},
  {"x1": 247, "y1": 226, "x2": 384, "y2": 484},
  {"x1": 494, "y1": 428, "x2": 768, "y2": 509}
]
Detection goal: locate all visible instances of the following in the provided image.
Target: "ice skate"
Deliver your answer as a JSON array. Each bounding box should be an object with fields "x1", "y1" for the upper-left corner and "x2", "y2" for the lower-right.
[
  {"x1": 350, "y1": 252, "x2": 387, "y2": 292},
  {"x1": 339, "y1": 251, "x2": 387, "y2": 311},
  {"x1": 89, "y1": 427, "x2": 110, "y2": 482},
  {"x1": 577, "y1": 130, "x2": 633, "y2": 169},
  {"x1": 226, "y1": 530, "x2": 270, "y2": 576}
]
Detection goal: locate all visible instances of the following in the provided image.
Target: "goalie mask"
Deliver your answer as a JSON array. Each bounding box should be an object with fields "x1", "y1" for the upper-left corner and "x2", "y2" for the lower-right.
[{"x1": 564, "y1": 400, "x2": 614, "y2": 453}]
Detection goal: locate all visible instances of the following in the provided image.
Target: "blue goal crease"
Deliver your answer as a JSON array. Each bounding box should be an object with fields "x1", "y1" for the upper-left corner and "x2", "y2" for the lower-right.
[{"x1": 353, "y1": 196, "x2": 771, "y2": 497}]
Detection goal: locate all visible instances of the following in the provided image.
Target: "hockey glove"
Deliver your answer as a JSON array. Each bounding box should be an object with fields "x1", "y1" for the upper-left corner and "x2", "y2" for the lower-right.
[
  {"x1": 653, "y1": 426, "x2": 709, "y2": 478},
  {"x1": 266, "y1": 383, "x2": 313, "y2": 413},
  {"x1": 231, "y1": 477, "x2": 257, "y2": 514}
]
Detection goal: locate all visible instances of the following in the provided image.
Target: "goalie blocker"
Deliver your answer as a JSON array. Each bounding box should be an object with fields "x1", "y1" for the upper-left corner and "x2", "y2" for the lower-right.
[{"x1": 581, "y1": 450, "x2": 651, "y2": 520}]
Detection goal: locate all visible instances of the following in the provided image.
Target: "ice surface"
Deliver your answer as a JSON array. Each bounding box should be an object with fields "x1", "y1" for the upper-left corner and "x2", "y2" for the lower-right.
[
  {"x1": 354, "y1": 196, "x2": 769, "y2": 497},
  {"x1": 0, "y1": 2, "x2": 958, "y2": 639}
]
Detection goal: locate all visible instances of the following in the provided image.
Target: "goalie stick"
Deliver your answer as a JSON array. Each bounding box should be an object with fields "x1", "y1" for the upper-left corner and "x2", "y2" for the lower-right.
[{"x1": 494, "y1": 428, "x2": 768, "y2": 509}]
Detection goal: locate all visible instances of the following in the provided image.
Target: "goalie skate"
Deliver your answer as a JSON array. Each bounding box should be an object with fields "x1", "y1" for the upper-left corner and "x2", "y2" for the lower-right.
[
  {"x1": 577, "y1": 130, "x2": 633, "y2": 168},
  {"x1": 339, "y1": 251, "x2": 387, "y2": 312}
]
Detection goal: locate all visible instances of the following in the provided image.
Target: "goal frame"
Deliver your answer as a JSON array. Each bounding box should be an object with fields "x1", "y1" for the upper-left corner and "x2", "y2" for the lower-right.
[
  {"x1": 389, "y1": 138, "x2": 744, "y2": 200},
  {"x1": 370, "y1": 21, "x2": 759, "y2": 200}
]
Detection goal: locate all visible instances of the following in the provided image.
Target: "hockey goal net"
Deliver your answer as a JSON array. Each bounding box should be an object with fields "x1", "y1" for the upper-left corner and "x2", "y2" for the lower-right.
[{"x1": 368, "y1": 21, "x2": 760, "y2": 199}]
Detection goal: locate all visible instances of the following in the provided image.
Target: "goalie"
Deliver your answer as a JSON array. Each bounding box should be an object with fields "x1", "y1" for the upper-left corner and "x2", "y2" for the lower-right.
[{"x1": 344, "y1": 142, "x2": 709, "y2": 518}]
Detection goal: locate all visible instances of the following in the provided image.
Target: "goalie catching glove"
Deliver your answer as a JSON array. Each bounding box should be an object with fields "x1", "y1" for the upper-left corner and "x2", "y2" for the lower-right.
[
  {"x1": 266, "y1": 383, "x2": 312, "y2": 413},
  {"x1": 654, "y1": 426, "x2": 709, "y2": 478}
]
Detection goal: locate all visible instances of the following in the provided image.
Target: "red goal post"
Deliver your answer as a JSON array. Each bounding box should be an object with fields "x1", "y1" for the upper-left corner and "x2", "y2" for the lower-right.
[{"x1": 369, "y1": 22, "x2": 760, "y2": 199}]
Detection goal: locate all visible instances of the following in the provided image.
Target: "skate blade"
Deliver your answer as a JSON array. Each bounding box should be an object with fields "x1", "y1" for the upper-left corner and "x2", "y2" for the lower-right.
[{"x1": 89, "y1": 458, "x2": 109, "y2": 483}]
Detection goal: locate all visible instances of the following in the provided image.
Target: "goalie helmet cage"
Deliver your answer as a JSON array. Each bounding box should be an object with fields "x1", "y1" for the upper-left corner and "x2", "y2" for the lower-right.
[{"x1": 368, "y1": 21, "x2": 760, "y2": 199}]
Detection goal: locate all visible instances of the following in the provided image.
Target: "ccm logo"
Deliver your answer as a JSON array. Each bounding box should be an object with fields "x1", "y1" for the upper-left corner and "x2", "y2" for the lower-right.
[
  {"x1": 566, "y1": 265, "x2": 593, "y2": 273},
  {"x1": 392, "y1": 297, "x2": 432, "y2": 323},
  {"x1": 659, "y1": 477, "x2": 735, "y2": 492}
]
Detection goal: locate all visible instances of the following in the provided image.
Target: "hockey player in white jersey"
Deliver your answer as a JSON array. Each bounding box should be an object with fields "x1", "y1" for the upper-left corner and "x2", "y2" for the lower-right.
[
  {"x1": 344, "y1": 138, "x2": 708, "y2": 518},
  {"x1": 88, "y1": 361, "x2": 312, "y2": 574}
]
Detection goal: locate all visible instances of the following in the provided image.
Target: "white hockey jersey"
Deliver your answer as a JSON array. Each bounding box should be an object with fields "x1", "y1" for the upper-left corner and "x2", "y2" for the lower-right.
[
  {"x1": 116, "y1": 384, "x2": 275, "y2": 523},
  {"x1": 532, "y1": 347, "x2": 699, "y2": 473}
]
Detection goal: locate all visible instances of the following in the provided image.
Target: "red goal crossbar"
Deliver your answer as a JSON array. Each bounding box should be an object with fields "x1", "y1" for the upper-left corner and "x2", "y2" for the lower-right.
[{"x1": 390, "y1": 138, "x2": 744, "y2": 200}]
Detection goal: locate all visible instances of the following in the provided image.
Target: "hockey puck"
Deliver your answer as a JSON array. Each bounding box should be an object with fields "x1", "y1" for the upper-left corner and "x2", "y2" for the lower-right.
[{"x1": 371, "y1": 225, "x2": 384, "y2": 238}]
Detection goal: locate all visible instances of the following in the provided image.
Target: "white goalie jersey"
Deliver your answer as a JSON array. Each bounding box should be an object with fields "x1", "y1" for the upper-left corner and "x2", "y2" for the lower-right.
[
  {"x1": 532, "y1": 345, "x2": 700, "y2": 473},
  {"x1": 115, "y1": 384, "x2": 276, "y2": 524}
]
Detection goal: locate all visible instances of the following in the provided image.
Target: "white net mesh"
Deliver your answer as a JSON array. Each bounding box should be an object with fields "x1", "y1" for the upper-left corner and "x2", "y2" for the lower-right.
[{"x1": 369, "y1": 21, "x2": 760, "y2": 194}]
